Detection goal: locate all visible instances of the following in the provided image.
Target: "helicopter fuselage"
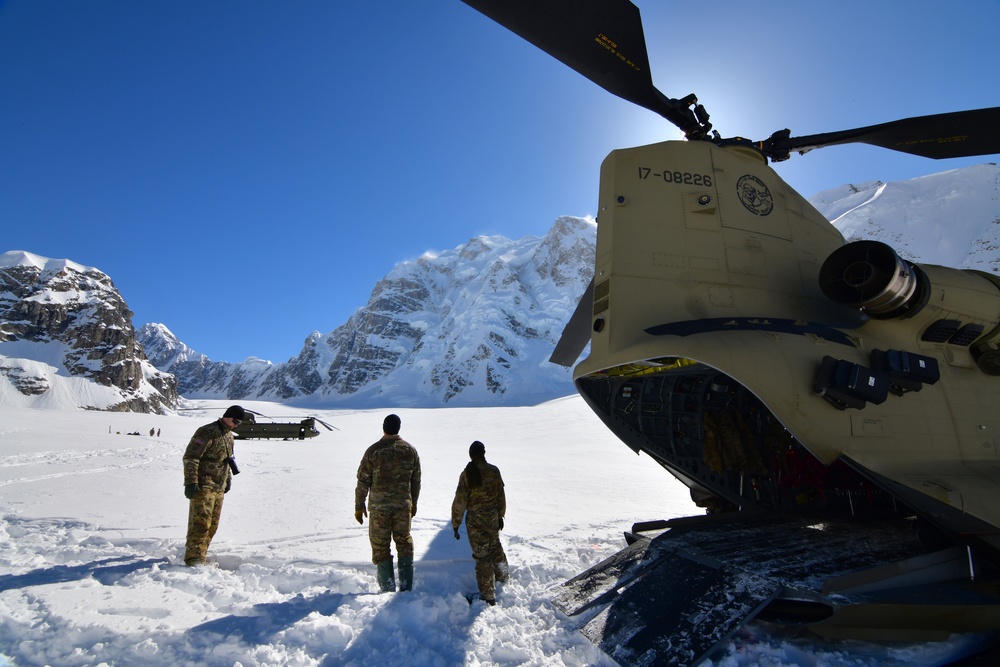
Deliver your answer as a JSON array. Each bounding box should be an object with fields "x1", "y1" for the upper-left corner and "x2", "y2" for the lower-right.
[{"x1": 574, "y1": 138, "x2": 1000, "y2": 540}]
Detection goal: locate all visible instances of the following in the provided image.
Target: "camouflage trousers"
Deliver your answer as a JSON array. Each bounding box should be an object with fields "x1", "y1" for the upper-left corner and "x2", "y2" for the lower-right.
[
  {"x1": 185, "y1": 484, "x2": 225, "y2": 565},
  {"x1": 368, "y1": 507, "x2": 413, "y2": 565},
  {"x1": 466, "y1": 508, "x2": 508, "y2": 601}
]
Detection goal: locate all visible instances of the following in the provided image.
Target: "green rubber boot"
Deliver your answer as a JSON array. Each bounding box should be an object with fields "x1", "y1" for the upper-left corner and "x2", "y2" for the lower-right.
[
  {"x1": 398, "y1": 556, "x2": 413, "y2": 592},
  {"x1": 376, "y1": 558, "x2": 396, "y2": 592}
]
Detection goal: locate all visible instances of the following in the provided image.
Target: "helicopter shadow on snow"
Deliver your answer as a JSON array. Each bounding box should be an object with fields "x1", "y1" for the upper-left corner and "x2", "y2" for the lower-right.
[{"x1": 187, "y1": 522, "x2": 484, "y2": 664}]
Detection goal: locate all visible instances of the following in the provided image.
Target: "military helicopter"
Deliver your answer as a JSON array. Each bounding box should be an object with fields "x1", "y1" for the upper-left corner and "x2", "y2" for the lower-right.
[
  {"x1": 460, "y1": 0, "x2": 1000, "y2": 664},
  {"x1": 233, "y1": 413, "x2": 336, "y2": 441},
  {"x1": 179, "y1": 407, "x2": 335, "y2": 440}
]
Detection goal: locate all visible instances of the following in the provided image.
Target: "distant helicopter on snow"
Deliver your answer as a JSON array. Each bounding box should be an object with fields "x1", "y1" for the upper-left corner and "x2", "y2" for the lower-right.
[
  {"x1": 179, "y1": 408, "x2": 336, "y2": 441},
  {"x1": 233, "y1": 412, "x2": 336, "y2": 441}
]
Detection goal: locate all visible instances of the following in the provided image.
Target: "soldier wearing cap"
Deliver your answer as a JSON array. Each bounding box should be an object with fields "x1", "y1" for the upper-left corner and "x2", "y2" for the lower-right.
[
  {"x1": 182, "y1": 404, "x2": 244, "y2": 566},
  {"x1": 451, "y1": 440, "x2": 508, "y2": 604},
  {"x1": 355, "y1": 414, "x2": 421, "y2": 592}
]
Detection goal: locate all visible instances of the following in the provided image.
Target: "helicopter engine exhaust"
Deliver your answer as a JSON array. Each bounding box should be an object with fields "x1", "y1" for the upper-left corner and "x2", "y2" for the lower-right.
[{"x1": 818, "y1": 240, "x2": 926, "y2": 318}]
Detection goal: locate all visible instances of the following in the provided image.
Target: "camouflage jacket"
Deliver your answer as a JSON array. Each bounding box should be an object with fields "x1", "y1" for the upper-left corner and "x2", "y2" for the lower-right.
[
  {"x1": 355, "y1": 434, "x2": 421, "y2": 511},
  {"x1": 182, "y1": 420, "x2": 234, "y2": 489},
  {"x1": 451, "y1": 459, "x2": 506, "y2": 529}
]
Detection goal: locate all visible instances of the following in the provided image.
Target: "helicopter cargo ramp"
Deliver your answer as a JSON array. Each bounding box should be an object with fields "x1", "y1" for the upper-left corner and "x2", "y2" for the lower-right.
[{"x1": 551, "y1": 512, "x2": 1000, "y2": 667}]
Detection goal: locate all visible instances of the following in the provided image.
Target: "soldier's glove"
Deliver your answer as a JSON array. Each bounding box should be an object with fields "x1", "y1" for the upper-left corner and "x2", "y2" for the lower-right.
[
  {"x1": 355, "y1": 506, "x2": 367, "y2": 525},
  {"x1": 225, "y1": 477, "x2": 231, "y2": 493},
  {"x1": 453, "y1": 527, "x2": 461, "y2": 540},
  {"x1": 184, "y1": 483, "x2": 200, "y2": 499},
  {"x1": 499, "y1": 517, "x2": 504, "y2": 531},
  {"x1": 411, "y1": 502, "x2": 417, "y2": 518}
]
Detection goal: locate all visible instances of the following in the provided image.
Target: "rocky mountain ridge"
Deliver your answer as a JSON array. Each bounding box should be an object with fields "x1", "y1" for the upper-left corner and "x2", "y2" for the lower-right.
[{"x1": 0, "y1": 251, "x2": 177, "y2": 411}]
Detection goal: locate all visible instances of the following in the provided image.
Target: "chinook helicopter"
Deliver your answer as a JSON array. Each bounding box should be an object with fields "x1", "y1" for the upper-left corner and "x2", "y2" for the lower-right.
[
  {"x1": 179, "y1": 407, "x2": 335, "y2": 441},
  {"x1": 460, "y1": 0, "x2": 1000, "y2": 664},
  {"x1": 233, "y1": 413, "x2": 336, "y2": 441}
]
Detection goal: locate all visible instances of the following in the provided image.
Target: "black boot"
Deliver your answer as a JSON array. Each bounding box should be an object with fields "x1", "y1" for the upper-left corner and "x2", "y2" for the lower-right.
[
  {"x1": 376, "y1": 558, "x2": 396, "y2": 592},
  {"x1": 398, "y1": 556, "x2": 413, "y2": 592}
]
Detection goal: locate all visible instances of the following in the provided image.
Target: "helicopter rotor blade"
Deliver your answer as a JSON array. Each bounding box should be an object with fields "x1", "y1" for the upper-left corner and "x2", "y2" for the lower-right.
[
  {"x1": 176, "y1": 407, "x2": 269, "y2": 418},
  {"x1": 272, "y1": 415, "x2": 339, "y2": 431},
  {"x1": 459, "y1": 0, "x2": 708, "y2": 138},
  {"x1": 549, "y1": 277, "x2": 594, "y2": 367},
  {"x1": 762, "y1": 107, "x2": 1000, "y2": 161}
]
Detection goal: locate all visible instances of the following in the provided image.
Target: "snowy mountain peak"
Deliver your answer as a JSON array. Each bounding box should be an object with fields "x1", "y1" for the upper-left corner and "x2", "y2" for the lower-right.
[
  {"x1": 1, "y1": 253, "x2": 178, "y2": 411},
  {"x1": 808, "y1": 163, "x2": 1000, "y2": 271},
  {"x1": 140, "y1": 216, "x2": 597, "y2": 407},
  {"x1": 0, "y1": 249, "x2": 95, "y2": 275}
]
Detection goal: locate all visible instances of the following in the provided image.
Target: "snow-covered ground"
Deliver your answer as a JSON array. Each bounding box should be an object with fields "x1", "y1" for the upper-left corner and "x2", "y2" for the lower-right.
[{"x1": 1, "y1": 398, "x2": 994, "y2": 666}]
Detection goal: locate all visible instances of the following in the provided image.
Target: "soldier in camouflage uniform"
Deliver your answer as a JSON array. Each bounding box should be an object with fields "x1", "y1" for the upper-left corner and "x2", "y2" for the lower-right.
[
  {"x1": 451, "y1": 440, "x2": 508, "y2": 605},
  {"x1": 182, "y1": 405, "x2": 244, "y2": 566},
  {"x1": 355, "y1": 414, "x2": 421, "y2": 592}
]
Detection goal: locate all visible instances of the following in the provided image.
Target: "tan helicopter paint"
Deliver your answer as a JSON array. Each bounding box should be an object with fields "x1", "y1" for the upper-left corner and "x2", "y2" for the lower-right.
[{"x1": 574, "y1": 139, "x2": 1000, "y2": 530}]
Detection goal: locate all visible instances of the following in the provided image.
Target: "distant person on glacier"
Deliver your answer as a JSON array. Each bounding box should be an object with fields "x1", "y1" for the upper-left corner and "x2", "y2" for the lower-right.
[
  {"x1": 182, "y1": 404, "x2": 244, "y2": 566},
  {"x1": 451, "y1": 440, "x2": 508, "y2": 605},
  {"x1": 354, "y1": 414, "x2": 421, "y2": 592}
]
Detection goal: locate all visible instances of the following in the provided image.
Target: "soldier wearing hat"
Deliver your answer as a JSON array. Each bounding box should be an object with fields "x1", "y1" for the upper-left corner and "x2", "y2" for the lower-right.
[
  {"x1": 182, "y1": 404, "x2": 245, "y2": 566},
  {"x1": 354, "y1": 413, "x2": 421, "y2": 592},
  {"x1": 451, "y1": 440, "x2": 508, "y2": 605}
]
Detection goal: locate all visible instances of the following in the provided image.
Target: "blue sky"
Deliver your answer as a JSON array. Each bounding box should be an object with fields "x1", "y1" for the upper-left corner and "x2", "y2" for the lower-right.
[{"x1": 2, "y1": 0, "x2": 998, "y2": 363}]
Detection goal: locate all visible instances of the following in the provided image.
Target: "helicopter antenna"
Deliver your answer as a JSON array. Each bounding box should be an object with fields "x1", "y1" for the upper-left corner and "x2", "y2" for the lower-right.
[{"x1": 460, "y1": 0, "x2": 712, "y2": 139}]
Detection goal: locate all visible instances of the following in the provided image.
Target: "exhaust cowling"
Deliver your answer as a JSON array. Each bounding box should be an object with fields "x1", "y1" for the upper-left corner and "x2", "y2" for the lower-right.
[{"x1": 819, "y1": 241, "x2": 926, "y2": 319}]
